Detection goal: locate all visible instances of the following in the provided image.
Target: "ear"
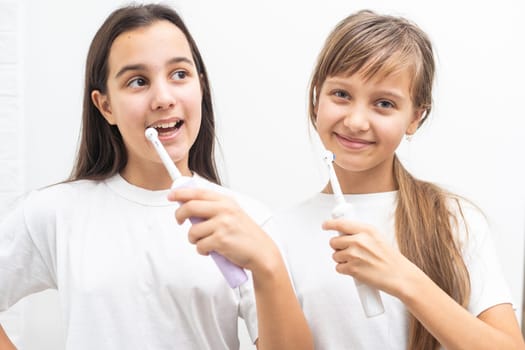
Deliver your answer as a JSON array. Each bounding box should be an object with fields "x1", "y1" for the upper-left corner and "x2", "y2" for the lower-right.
[
  {"x1": 406, "y1": 108, "x2": 426, "y2": 136},
  {"x1": 91, "y1": 90, "x2": 116, "y2": 125}
]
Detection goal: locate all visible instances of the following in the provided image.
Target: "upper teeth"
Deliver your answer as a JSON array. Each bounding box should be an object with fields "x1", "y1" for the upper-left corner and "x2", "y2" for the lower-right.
[{"x1": 155, "y1": 121, "x2": 178, "y2": 129}]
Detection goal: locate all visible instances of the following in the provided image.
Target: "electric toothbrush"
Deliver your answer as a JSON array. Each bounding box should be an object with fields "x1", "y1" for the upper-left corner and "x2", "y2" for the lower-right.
[
  {"x1": 323, "y1": 150, "x2": 385, "y2": 317},
  {"x1": 145, "y1": 127, "x2": 248, "y2": 288}
]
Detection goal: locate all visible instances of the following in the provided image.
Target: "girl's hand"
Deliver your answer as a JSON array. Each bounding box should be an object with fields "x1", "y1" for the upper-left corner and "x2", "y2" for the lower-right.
[
  {"x1": 0, "y1": 325, "x2": 16, "y2": 350},
  {"x1": 168, "y1": 187, "x2": 280, "y2": 275},
  {"x1": 323, "y1": 218, "x2": 423, "y2": 297}
]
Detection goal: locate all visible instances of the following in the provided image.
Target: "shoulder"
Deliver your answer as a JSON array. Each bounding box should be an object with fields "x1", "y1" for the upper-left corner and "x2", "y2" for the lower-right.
[
  {"x1": 265, "y1": 192, "x2": 328, "y2": 239},
  {"x1": 446, "y1": 196, "x2": 515, "y2": 314},
  {"x1": 28, "y1": 179, "x2": 102, "y2": 202},
  {"x1": 21, "y1": 179, "x2": 103, "y2": 218},
  {"x1": 272, "y1": 192, "x2": 331, "y2": 222},
  {"x1": 445, "y1": 195, "x2": 488, "y2": 234},
  {"x1": 0, "y1": 180, "x2": 103, "y2": 249},
  {"x1": 444, "y1": 195, "x2": 494, "y2": 256}
]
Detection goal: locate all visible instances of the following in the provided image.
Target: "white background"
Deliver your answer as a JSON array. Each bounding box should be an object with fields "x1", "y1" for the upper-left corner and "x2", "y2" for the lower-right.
[{"x1": 2, "y1": 0, "x2": 524, "y2": 348}]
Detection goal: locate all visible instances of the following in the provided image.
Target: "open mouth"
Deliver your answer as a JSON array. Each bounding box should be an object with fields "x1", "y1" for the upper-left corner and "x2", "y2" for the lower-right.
[{"x1": 150, "y1": 120, "x2": 184, "y2": 136}]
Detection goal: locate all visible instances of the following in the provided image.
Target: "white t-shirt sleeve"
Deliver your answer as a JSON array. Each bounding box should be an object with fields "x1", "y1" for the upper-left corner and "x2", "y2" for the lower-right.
[
  {"x1": 460, "y1": 205, "x2": 513, "y2": 316},
  {"x1": 0, "y1": 192, "x2": 56, "y2": 312}
]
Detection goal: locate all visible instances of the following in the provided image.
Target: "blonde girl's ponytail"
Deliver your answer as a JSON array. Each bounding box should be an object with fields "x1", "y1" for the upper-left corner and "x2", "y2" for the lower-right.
[{"x1": 394, "y1": 155, "x2": 470, "y2": 349}]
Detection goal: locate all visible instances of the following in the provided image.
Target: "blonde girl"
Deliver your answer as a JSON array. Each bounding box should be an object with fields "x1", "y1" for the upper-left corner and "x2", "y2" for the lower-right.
[{"x1": 270, "y1": 9, "x2": 524, "y2": 350}]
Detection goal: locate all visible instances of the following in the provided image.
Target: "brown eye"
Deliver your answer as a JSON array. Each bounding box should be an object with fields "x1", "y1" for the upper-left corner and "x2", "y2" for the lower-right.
[
  {"x1": 171, "y1": 70, "x2": 187, "y2": 80},
  {"x1": 128, "y1": 77, "x2": 147, "y2": 88}
]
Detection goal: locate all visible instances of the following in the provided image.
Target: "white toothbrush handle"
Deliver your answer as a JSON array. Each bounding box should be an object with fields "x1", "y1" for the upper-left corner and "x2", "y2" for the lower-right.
[
  {"x1": 332, "y1": 203, "x2": 385, "y2": 317},
  {"x1": 354, "y1": 280, "x2": 385, "y2": 317}
]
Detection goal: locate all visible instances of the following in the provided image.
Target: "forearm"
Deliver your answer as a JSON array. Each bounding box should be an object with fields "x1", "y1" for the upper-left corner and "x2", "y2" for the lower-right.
[
  {"x1": 251, "y1": 251, "x2": 313, "y2": 350},
  {"x1": 0, "y1": 325, "x2": 16, "y2": 350},
  {"x1": 400, "y1": 272, "x2": 525, "y2": 350}
]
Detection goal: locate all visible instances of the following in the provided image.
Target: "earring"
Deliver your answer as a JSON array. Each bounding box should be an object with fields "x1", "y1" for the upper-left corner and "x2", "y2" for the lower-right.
[{"x1": 405, "y1": 134, "x2": 413, "y2": 142}]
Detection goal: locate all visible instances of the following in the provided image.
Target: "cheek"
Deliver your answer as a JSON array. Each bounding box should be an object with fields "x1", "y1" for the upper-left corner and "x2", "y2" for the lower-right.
[
  {"x1": 180, "y1": 84, "x2": 203, "y2": 119},
  {"x1": 315, "y1": 100, "x2": 342, "y2": 131},
  {"x1": 110, "y1": 94, "x2": 144, "y2": 123},
  {"x1": 376, "y1": 120, "x2": 407, "y2": 147}
]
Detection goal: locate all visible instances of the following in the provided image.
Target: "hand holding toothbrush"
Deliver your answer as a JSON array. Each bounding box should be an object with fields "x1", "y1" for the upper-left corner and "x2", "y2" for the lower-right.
[
  {"x1": 146, "y1": 127, "x2": 247, "y2": 288},
  {"x1": 322, "y1": 150, "x2": 385, "y2": 317},
  {"x1": 169, "y1": 187, "x2": 283, "y2": 277},
  {"x1": 323, "y1": 217, "x2": 423, "y2": 301}
]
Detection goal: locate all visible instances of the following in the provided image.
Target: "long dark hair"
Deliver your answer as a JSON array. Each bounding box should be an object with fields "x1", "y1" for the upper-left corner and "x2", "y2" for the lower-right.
[{"x1": 69, "y1": 3, "x2": 220, "y2": 184}]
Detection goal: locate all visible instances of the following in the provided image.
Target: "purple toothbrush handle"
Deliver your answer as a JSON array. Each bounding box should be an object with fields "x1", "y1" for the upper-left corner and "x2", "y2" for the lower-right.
[
  {"x1": 173, "y1": 176, "x2": 248, "y2": 288},
  {"x1": 188, "y1": 216, "x2": 248, "y2": 288},
  {"x1": 210, "y1": 251, "x2": 248, "y2": 288}
]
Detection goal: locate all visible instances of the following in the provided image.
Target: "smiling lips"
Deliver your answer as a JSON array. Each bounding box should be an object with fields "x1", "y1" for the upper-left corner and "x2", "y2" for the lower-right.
[
  {"x1": 148, "y1": 119, "x2": 184, "y2": 137},
  {"x1": 335, "y1": 132, "x2": 374, "y2": 150}
]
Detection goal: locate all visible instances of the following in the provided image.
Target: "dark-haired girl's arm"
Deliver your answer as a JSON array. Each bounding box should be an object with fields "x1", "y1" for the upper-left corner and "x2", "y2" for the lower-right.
[
  {"x1": 251, "y1": 245, "x2": 313, "y2": 350},
  {"x1": 0, "y1": 325, "x2": 16, "y2": 350},
  {"x1": 170, "y1": 187, "x2": 314, "y2": 350}
]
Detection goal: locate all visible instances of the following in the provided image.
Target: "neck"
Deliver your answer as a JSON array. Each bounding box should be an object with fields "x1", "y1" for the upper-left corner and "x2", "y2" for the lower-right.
[
  {"x1": 121, "y1": 150, "x2": 193, "y2": 190},
  {"x1": 120, "y1": 163, "x2": 173, "y2": 190},
  {"x1": 325, "y1": 157, "x2": 397, "y2": 194}
]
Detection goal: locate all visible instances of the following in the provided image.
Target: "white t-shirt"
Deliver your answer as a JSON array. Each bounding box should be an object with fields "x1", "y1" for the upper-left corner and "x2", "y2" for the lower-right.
[
  {"x1": 0, "y1": 174, "x2": 271, "y2": 350},
  {"x1": 268, "y1": 191, "x2": 513, "y2": 350}
]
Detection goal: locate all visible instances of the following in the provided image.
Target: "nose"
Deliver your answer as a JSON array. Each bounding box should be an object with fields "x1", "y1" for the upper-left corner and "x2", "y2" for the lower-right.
[
  {"x1": 343, "y1": 104, "x2": 370, "y2": 132},
  {"x1": 150, "y1": 80, "x2": 176, "y2": 111}
]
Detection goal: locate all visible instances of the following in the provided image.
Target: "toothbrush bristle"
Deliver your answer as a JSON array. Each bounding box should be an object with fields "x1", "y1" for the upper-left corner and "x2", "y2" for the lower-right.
[
  {"x1": 323, "y1": 150, "x2": 335, "y2": 163},
  {"x1": 145, "y1": 127, "x2": 158, "y2": 140}
]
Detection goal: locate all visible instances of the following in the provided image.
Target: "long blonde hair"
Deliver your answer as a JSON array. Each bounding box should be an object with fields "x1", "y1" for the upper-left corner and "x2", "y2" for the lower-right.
[{"x1": 309, "y1": 10, "x2": 470, "y2": 349}]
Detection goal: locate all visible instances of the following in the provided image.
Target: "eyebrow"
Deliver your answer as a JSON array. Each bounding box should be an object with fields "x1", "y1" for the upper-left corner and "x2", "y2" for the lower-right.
[
  {"x1": 114, "y1": 57, "x2": 194, "y2": 79},
  {"x1": 325, "y1": 79, "x2": 406, "y2": 100},
  {"x1": 375, "y1": 90, "x2": 405, "y2": 101}
]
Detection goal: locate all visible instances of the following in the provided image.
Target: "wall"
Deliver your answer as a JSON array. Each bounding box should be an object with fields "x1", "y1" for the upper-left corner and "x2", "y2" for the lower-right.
[
  {"x1": 1, "y1": 0, "x2": 524, "y2": 348},
  {"x1": 0, "y1": 0, "x2": 25, "y2": 346}
]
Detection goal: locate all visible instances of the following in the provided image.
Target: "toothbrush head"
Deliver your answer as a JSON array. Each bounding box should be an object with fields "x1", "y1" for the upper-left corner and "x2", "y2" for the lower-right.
[
  {"x1": 323, "y1": 150, "x2": 335, "y2": 165},
  {"x1": 145, "y1": 127, "x2": 158, "y2": 141},
  {"x1": 322, "y1": 149, "x2": 345, "y2": 204},
  {"x1": 144, "y1": 126, "x2": 182, "y2": 181}
]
